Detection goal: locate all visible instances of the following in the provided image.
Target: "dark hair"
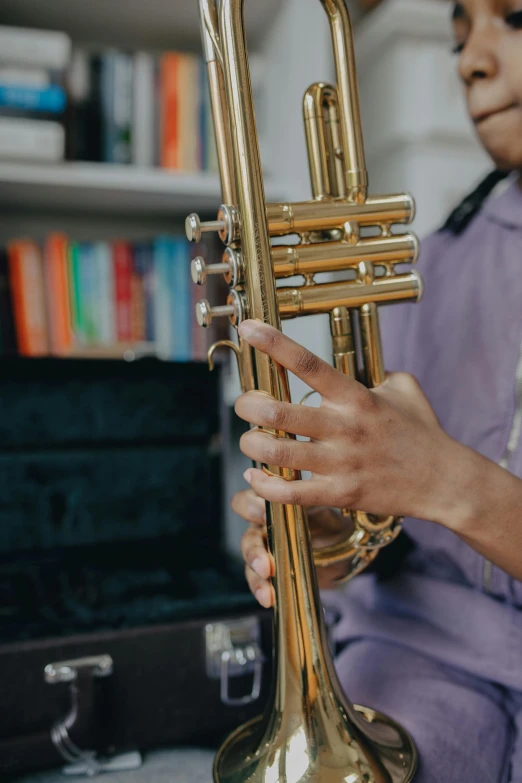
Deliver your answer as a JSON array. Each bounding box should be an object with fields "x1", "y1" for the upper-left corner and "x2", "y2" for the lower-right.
[{"x1": 439, "y1": 169, "x2": 511, "y2": 235}]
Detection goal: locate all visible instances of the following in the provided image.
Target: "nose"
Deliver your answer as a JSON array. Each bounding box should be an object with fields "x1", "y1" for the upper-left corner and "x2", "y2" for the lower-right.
[{"x1": 458, "y1": 23, "x2": 499, "y2": 85}]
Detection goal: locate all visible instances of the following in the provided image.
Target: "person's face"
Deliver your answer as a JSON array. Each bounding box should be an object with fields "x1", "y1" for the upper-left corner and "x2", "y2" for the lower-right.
[{"x1": 452, "y1": 0, "x2": 522, "y2": 171}]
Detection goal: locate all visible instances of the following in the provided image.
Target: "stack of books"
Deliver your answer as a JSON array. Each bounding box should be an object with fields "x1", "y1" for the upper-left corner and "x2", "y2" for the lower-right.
[
  {"x1": 67, "y1": 48, "x2": 219, "y2": 171},
  {"x1": 0, "y1": 25, "x2": 71, "y2": 162},
  {"x1": 0, "y1": 233, "x2": 221, "y2": 361}
]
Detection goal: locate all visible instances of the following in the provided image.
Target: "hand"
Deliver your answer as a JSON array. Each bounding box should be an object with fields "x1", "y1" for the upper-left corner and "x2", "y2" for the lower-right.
[
  {"x1": 232, "y1": 488, "x2": 354, "y2": 608},
  {"x1": 235, "y1": 319, "x2": 460, "y2": 526}
]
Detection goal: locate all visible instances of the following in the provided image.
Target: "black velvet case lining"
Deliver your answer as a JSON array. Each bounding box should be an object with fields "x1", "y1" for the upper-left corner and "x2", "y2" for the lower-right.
[{"x1": 0, "y1": 358, "x2": 254, "y2": 645}]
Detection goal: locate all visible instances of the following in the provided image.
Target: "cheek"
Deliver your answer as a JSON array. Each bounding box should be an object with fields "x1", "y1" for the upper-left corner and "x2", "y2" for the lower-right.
[{"x1": 506, "y1": 42, "x2": 522, "y2": 108}]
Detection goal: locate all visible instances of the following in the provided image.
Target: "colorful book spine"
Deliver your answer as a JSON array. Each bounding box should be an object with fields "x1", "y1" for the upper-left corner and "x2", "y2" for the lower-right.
[
  {"x1": 169, "y1": 238, "x2": 191, "y2": 361},
  {"x1": 79, "y1": 242, "x2": 99, "y2": 343},
  {"x1": 43, "y1": 233, "x2": 73, "y2": 356},
  {"x1": 0, "y1": 247, "x2": 18, "y2": 356},
  {"x1": 93, "y1": 242, "x2": 115, "y2": 345},
  {"x1": 132, "y1": 242, "x2": 154, "y2": 343},
  {"x1": 101, "y1": 51, "x2": 133, "y2": 164},
  {"x1": 112, "y1": 241, "x2": 133, "y2": 342},
  {"x1": 7, "y1": 239, "x2": 48, "y2": 356},
  {"x1": 68, "y1": 241, "x2": 85, "y2": 343},
  {"x1": 132, "y1": 52, "x2": 155, "y2": 167},
  {"x1": 160, "y1": 53, "x2": 179, "y2": 169},
  {"x1": 153, "y1": 236, "x2": 174, "y2": 359},
  {"x1": 178, "y1": 54, "x2": 200, "y2": 172},
  {"x1": 0, "y1": 83, "x2": 66, "y2": 113},
  {"x1": 130, "y1": 245, "x2": 146, "y2": 343}
]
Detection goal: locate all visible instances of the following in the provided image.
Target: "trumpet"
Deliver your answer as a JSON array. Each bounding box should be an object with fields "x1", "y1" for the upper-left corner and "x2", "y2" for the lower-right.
[{"x1": 186, "y1": 1, "x2": 421, "y2": 780}]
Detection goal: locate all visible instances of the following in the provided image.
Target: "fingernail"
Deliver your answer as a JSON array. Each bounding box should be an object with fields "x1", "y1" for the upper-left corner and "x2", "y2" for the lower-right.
[
  {"x1": 238, "y1": 321, "x2": 255, "y2": 338},
  {"x1": 243, "y1": 469, "x2": 252, "y2": 484},
  {"x1": 251, "y1": 557, "x2": 264, "y2": 578},
  {"x1": 255, "y1": 587, "x2": 270, "y2": 608}
]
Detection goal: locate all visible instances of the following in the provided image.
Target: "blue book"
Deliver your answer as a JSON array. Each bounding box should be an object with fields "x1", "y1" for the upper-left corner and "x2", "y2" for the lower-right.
[
  {"x1": 0, "y1": 83, "x2": 66, "y2": 113},
  {"x1": 133, "y1": 241, "x2": 155, "y2": 342},
  {"x1": 153, "y1": 236, "x2": 174, "y2": 360},
  {"x1": 169, "y1": 237, "x2": 192, "y2": 362},
  {"x1": 78, "y1": 243, "x2": 98, "y2": 344}
]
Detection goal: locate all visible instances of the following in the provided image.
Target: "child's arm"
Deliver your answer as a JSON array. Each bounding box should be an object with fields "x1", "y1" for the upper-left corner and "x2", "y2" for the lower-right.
[{"x1": 235, "y1": 319, "x2": 522, "y2": 585}]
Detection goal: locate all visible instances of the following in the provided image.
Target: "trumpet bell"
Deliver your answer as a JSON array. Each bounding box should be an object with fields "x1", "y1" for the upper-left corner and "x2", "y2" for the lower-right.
[{"x1": 214, "y1": 703, "x2": 416, "y2": 782}]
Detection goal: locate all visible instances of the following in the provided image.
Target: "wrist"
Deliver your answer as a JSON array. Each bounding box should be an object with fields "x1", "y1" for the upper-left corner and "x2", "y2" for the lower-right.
[{"x1": 425, "y1": 434, "x2": 484, "y2": 532}]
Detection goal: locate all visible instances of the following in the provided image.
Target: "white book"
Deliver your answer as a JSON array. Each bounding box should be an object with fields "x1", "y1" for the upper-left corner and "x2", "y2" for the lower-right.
[
  {"x1": 0, "y1": 66, "x2": 50, "y2": 87},
  {"x1": 132, "y1": 52, "x2": 155, "y2": 168},
  {"x1": 0, "y1": 26, "x2": 71, "y2": 70},
  {"x1": 0, "y1": 117, "x2": 64, "y2": 162}
]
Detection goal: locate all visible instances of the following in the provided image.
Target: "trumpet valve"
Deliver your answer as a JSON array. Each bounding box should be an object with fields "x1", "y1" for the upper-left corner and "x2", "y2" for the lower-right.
[
  {"x1": 185, "y1": 205, "x2": 239, "y2": 245},
  {"x1": 195, "y1": 290, "x2": 246, "y2": 328},
  {"x1": 191, "y1": 257, "x2": 230, "y2": 285}
]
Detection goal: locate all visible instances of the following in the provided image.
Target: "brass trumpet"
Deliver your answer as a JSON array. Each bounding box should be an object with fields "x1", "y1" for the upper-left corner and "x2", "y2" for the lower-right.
[{"x1": 186, "y1": 1, "x2": 421, "y2": 780}]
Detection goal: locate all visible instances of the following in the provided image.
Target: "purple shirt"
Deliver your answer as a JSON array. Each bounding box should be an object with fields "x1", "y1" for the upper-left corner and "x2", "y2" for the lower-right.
[{"x1": 327, "y1": 179, "x2": 522, "y2": 691}]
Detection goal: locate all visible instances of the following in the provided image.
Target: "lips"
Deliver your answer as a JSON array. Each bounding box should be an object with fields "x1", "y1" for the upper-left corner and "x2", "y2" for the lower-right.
[{"x1": 473, "y1": 103, "x2": 518, "y2": 124}]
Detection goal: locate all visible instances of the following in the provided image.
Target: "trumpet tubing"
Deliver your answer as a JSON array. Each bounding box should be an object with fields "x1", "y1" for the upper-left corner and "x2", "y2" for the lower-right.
[{"x1": 187, "y1": 0, "x2": 421, "y2": 781}]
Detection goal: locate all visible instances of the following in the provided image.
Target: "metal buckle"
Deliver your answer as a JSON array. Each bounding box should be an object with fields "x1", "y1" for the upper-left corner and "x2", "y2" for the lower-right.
[
  {"x1": 44, "y1": 655, "x2": 141, "y2": 777},
  {"x1": 205, "y1": 617, "x2": 264, "y2": 707}
]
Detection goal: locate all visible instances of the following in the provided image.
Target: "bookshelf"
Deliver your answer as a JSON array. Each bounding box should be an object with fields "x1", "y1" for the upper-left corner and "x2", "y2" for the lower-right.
[{"x1": 0, "y1": 162, "x2": 285, "y2": 217}]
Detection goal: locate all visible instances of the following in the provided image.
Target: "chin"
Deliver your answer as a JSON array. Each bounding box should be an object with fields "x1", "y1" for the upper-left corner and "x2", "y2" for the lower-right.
[{"x1": 478, "y1": 135, "x2": 522, "y2": 172}]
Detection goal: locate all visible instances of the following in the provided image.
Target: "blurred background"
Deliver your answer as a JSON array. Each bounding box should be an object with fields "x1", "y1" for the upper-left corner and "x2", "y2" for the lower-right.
[{"x1": 0, "y1": 0, "x2": 491, "y2": 777}]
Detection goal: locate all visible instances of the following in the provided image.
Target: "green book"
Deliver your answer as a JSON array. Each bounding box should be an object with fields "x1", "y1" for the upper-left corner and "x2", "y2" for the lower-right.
[{"x1": 68, "y1": 242, "x2": 85, "y2": 343}]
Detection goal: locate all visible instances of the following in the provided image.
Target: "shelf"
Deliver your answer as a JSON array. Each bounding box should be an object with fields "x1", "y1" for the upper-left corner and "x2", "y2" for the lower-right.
[
  {"x1": 0, "y1": 162, "x2": 285, "y2": 217},
  {"x1": 0, "y1": 0, "x2": 284, "y2": 51}
]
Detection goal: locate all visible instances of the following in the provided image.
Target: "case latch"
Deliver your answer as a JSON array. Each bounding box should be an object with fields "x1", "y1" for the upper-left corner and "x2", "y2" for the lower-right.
[
  {"x1": 45, "y1": 654, "x2": 141, "y2": 776},
  {"x1": 205, "y1": 617, "x2": 264, "y2": 707}
]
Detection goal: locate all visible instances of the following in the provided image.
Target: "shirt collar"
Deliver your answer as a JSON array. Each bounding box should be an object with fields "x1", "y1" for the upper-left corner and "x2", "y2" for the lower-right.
[{"x1": 483, "y1": 175, "x2": 522, "y2": 230}]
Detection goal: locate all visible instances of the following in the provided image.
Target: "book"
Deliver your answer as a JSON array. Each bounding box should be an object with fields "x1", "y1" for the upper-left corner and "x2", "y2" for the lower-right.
[
  {"x1": 93, "y1": 242, "x2": 115, "y2": 345},
  {"x1": 0, "y1": 116, "x2": 64, "y2": 161},
  {"x1": 101, "y1": 51, "x2": 133, "y2": 164},
  {"x1": 43, "y1": 233, "x2": 73, "y2": 356},
  {"x1": 0, "y1": 83, "x2": 66, "y2": 113},
  {"x1": 78, "y1": 242, "x2": 99, "y2": 343},
  {"x1": 0, "y1": 247, "x2": 17, "y2": 356},
  {"x1": 131, "y1": 242, "x2": 149, "y2": 343},
  {"x1": 68, "y1": 241, "x2": 85, "y2": 344},
  {"x1": 177, "y1": 53, "x2": 200, "y2": 172},
  {"x1": 0, "y1": 26, "x2": 71, "y2": 70},
  {"x1": 112, "y1": 241, "x2": 133, "y2": 342},
  {"x1": 169, "y1": 238, "x2": 192, "y2": 361},
  {"x1": 132, "y1": 52, "x2": 155, "y2": 167},
  {"x1": 0, "y1": 66, "x2": 50, "y2": 88},
  {"x1": 160, "y1": 53, "x2": 179, "y2": 170},
  {"x1": 7, "y1": 239, "x2": 48, "y2": 356},
  {"x1": 153, "y1": 236, "x2": 174, "y2": 359},
  {"x1": 138, "y1": 241, "x2": 156, "y2": 342}
]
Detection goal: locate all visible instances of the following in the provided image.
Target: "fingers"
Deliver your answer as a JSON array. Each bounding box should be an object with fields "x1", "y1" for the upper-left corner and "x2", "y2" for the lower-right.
[
  {"x1": 239, "y1": 429, "x2": 323, "y2": 473},
  {"x1": 244, "y1": 467, "x2": 330, "y2": 507},
  {"x1": 235, "y1": 392, "x2": 330, "y2": 440},
  {"x1": 240, "y1": 525, "x2": 274, "y2": 579},
  {"x1": 245, "y1": 565, "x2": 275, "y2": 609},
  {"x1": 231, "y1": 488, "x2": 266, "y2": 525},
  {"x1": 241, "y1": 525, "x2": 275, "y2": 609},
  {"x1": 238, "y1": 320, "x2": 362, "y2": 403}
]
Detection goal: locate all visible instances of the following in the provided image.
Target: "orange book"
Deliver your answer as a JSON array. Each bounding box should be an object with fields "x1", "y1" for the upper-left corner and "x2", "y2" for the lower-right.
[
  {"x1": 7, "y1": 239, "x2": 49, "y2": 356},
  {"x1": 160, "y1": 52, "x2": 180, "y2": 169},
  {"x1": 43, "y1": 233, "x2": 74, "y2": 356}
]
